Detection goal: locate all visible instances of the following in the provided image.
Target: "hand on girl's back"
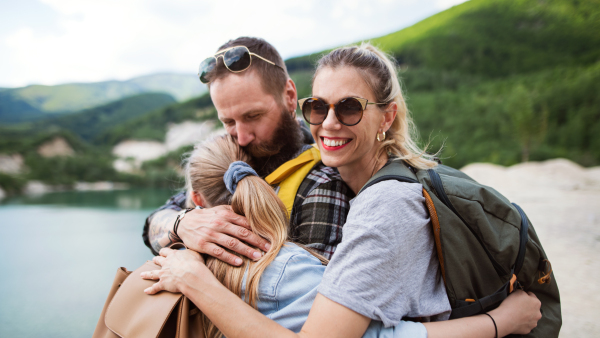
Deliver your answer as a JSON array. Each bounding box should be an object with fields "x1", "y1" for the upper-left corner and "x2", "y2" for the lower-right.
[{"x1": 141, "y1": 248, "x2": 205, "y2": 295}]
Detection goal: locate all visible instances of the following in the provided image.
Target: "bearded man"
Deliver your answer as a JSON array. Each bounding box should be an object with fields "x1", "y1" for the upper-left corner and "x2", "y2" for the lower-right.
[{"x1": 143, "y1": 37, "x2": 354, "y2": 264}]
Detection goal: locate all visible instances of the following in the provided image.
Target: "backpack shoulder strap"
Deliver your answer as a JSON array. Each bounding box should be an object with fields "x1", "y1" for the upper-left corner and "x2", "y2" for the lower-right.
[{"x1": 358, "y1": 160, "x2": 419, "y2": 195}]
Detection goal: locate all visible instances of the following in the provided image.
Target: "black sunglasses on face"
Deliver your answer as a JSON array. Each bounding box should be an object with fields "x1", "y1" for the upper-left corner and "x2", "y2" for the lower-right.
[
  {"x1": 198, "y1": 46, "x2": 284, "y2": 83},
  {"x1": 298, "y1": 97, "x2": 387, "y2": 126}
]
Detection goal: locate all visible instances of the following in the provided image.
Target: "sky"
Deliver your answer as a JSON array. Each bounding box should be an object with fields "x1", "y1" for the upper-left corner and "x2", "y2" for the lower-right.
[{"x1": 0, "y1": 0, "x2": 468, "y2": 88}]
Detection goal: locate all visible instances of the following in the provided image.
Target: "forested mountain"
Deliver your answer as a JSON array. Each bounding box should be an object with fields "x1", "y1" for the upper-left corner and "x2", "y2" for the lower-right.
[
  {"x1": 0, "y1": 93, "x2": 175, "y2": 151},
  {"x1": 287, "y1": 0, "x2": 600, "y2": 76},
  {"x1": 48, "y1": 93, "x2": 176, "y2": 143},
  {"x1": 0, "y1": 73, "x2": 206, "y2": 123}
]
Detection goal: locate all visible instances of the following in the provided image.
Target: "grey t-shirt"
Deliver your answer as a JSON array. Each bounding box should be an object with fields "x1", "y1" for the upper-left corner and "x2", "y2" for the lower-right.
[{"x1": 318, "y1": 180, "x2": 451, "y2": 328}]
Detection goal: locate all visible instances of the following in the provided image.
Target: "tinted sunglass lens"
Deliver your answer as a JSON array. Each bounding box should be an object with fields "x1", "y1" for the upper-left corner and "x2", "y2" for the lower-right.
[
  {"x1": 199, "y1": 57, "x2": 216, "y2": 83},
  {"x1": 224, "y1": 47, "x2": 251, "y2": 71},
  {"x1": 337, "y1": 98, "x2": 363, "y2": 125},
  {"x1": 303, "y1": 99, "x2": 328, "y2": 125}
]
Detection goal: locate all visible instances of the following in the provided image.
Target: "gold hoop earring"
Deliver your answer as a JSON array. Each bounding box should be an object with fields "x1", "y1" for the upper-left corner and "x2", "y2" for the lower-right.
[{"x1": 377, "y1": 131, "x2": 386, "y2": 142}]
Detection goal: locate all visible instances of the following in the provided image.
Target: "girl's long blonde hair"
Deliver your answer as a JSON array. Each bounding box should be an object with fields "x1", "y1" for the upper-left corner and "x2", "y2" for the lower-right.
[
  {"x1": 184, "y1": 134, "x2": 295, "y2": 338},
  {"x1": 314, "y1": 43, "x2": 439, "y2": 170}
]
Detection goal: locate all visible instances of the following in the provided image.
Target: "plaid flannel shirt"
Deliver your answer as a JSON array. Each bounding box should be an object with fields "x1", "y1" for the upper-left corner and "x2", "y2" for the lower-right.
[
  {"x1": 142, "y1": 162, "x2": 354, "y2": 259},
  {"x1": 288, "y1": 162, "x2": 354, "y2": 259}
]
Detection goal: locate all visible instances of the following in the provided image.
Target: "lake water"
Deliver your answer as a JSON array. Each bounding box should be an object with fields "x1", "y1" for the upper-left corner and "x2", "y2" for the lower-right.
[{"x1": 0, "y1": 189, "x2": 177, "y2": 338}]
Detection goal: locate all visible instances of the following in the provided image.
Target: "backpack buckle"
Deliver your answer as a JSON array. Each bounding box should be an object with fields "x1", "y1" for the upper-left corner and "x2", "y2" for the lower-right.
[
  {"x1": 537, "y1": 259, "x2": 553, "y2": 284},
  {"x1": 509, "y1": 274, "x2": 518, "y2": 293}
]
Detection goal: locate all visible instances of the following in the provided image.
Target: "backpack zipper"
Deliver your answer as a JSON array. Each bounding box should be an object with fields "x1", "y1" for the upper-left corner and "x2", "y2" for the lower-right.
[{"x1": 427, "y1": 169, "x2": 508, "y2": 277}]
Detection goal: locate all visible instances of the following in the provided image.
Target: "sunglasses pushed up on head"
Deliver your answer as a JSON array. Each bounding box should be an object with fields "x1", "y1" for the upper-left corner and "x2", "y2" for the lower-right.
[
  {"x1": 198, "y1": 46, "x2": 284, "y2": 83},
  {"x1": 298, "y1": 97, "x2": 388, "y2": 126}
]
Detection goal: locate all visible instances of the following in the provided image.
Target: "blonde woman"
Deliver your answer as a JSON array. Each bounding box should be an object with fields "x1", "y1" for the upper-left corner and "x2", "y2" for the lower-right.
[{"x1": 143, "y1": 131, "x2": 535, "y2": 337}]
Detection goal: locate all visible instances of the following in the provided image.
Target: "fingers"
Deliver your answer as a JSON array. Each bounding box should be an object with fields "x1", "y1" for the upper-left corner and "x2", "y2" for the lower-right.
[
  {"x1": 159, "y1": 247, "x2": 174, "y2": 257},
  {"x1": 153, "y1": 255, "x2": 166, "y2": 266},
  {"x1": 215, "y1": 205, "x2": 251, "y2": 229},
  {"x1": 140, "y1": 270, "x2": 161, "y2": 280},
  {"x1": 202, "y1": 242, "x2": 245, "y2": 266},
  {"x1": 233, "y1": 225, "x2": 271, "y2": 252},
  {"x1": 206, "y1": 218, "x2": 271, "y2": 253},
  {"x1": 144, "y1": 282, "x2": 163, "y2": 295},
  {"x1": 216, "y1": 231, "x2": 266, "y2": 260}
]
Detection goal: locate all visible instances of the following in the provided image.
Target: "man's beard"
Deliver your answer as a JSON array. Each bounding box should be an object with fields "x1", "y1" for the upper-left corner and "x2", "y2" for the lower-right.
[{"x1": 244, "y1": 112, "x2": 305, "y2": 177}]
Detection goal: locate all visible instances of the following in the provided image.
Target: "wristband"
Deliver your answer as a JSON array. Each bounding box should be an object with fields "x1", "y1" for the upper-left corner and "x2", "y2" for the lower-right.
[
  {"x1": 484, "y1": 313, "x2": 498, "y2": 338},
  {"x1": 173, "y1": 208, "x2": 194, "y2": 238}
]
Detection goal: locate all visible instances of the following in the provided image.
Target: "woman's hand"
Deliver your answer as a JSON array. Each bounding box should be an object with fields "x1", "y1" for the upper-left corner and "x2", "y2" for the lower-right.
[
  {"x1": 141, "y1": 248, "x2": 206, "y2": 295},
  {"x1": 490, "y1": 289, "x2": 542, "y2": 336}
]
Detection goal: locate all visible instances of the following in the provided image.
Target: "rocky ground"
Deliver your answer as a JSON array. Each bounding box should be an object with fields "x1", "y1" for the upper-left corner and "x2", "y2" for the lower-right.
[{"x1": 461, "y1": 159, "x2": 600, "y2": 337}]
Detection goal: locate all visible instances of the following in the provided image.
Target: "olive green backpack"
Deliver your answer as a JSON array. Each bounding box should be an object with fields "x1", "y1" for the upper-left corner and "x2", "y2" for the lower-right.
[{"x1": 359, "y1": 160, "x2": 561, "y2": 337}]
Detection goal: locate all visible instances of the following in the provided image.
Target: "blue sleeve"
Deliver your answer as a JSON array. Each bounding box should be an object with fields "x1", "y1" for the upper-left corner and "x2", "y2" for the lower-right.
[
  {"x1": 261, "y1": 246, "x2": 326, "y2": 333},
  {"x1": 363, "y1": 320, "x2": 427, "y2": 338}
]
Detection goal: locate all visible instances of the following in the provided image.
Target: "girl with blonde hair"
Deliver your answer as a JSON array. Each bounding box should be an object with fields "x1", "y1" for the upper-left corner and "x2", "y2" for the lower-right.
[{"x1": 143, "y1": 45, "x2": 542, "y2": 338}]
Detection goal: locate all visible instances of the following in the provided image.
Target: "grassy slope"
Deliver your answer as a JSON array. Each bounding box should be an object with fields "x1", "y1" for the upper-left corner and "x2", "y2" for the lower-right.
[
  {"x1": 374, "y1": 0, "x2": 600, "y2": 76},
  {"x1": 287, "y1": 0, "x2": 600, "y2": 75}
]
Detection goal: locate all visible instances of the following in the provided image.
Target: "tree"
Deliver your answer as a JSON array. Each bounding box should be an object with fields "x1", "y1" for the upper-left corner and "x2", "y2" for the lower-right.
[{"x1": 507, "y1": 84, "x2": 548, "y2": 162}]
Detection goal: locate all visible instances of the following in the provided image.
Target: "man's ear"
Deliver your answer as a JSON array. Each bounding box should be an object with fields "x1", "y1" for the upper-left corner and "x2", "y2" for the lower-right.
[
  {"x1": 381, "y1": 102, "x2": 398, "y2": 132},
  {"x1": 283, "y1": 78, "x2": 298, "y2": 116},
  {"x1": 191, "y1": 191, "x2": 207, "y2": 208}
]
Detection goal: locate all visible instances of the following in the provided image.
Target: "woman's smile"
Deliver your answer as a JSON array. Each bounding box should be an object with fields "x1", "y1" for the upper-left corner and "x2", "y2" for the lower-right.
[{"x1": 321, "y1": 137, "x2": 352, "y2": 150}]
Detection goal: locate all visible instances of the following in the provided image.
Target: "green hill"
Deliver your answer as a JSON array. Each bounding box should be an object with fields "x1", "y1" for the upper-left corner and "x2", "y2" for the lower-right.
[
  {"x1": 0, "y1": 92, "x2": 176, "y2": 149},
  {"x1": 287, "y1": 0, "x2": 600, "y2": 77},
  {"x1": 0, "y1": 73, "x2": 206, "y2": 123},
  {"x1": 47, "y1": 92, "x2": 176, "y2": 142},
  {"x1": 0, "y1": 91, "x2": 44, "y2": 123},
  {"x1": 376, "y1": 0, "x2": 600, "y2": 76}
]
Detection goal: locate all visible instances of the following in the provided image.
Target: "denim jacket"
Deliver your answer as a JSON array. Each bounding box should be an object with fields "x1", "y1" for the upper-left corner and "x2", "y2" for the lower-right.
[{"x1": 240, "y1": 243, "x2": 427, "y2": 338}]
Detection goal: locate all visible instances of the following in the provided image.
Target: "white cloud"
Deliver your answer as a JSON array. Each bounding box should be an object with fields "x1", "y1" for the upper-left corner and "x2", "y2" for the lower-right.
[{"x1": 0, "y1": 0, "x2": 462, "y2": 87}]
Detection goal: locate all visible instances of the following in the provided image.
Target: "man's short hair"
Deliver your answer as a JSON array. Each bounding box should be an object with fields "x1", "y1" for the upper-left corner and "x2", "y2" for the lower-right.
[{"x1": 208, "y1": 37, "x2": 289, "y2": 104}]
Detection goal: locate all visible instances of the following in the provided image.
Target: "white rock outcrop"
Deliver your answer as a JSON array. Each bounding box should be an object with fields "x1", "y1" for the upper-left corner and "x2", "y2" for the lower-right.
[
  {"x1": 112, "y1": 120, "x2": 224, "y2": 173},
  {"x1": 74, "y1": 182, "x2": 129, "y2": 191},
  {"x1": 165, "y1": 120, "x2": 221, "y2": 151},
  {"x1": 112, "y1": 140, "x2": 168, "y2": 173},
  {"x1": 0, "y1": 153, "x2": 25, "y2": 174},
  {"x1": 37, "y1": 137, "x2": 75, "y2": 157},
  {"x1": 23, "y1": 181, "x2": 54, "y2": 195}
]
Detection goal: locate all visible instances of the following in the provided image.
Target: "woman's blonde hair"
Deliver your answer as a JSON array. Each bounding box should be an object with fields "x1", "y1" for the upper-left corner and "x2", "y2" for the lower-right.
[
  {"x1": 314, "y1": 43, "x2": 438, "y2": 169},
  {"x1": 184, "y1": 134, "x2": 320, "y2": 338}
]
